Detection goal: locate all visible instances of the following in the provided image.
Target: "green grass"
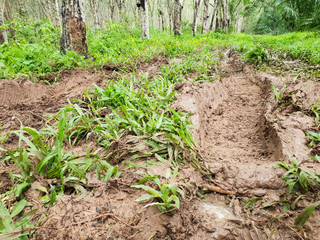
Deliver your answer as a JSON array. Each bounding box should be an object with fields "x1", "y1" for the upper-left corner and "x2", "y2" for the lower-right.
[{"x1": 1, "y1": 19, "x2": 320, "y2": 80}]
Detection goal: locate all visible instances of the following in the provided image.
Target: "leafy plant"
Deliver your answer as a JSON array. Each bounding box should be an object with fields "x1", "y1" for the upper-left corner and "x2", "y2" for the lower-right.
[
  {"x1": 0, "y1": 199, "x2": 36, "y2": 240},
  {"x1": 271, "y1": 83, "x2": 287, "y2": 103},
  {"x1": 132, "y1": 176, "x2": 184, "y2": 214},
  {"x1": 309, "y1": 99, "x2": 320, "y2": 125},
  {"x1": 305, "y1": 130, "x2": 320, "y2": 148},
  {"x1": 274, "y1": 158, "x2": 320, "y2": 193},
  {"x1": 295, "y1": 201, "x2": 320, "y2": 227},
  {"x1": 3, "y1": 122, "x2": 120, "y2": 201},
  {"x1": 243, "y1": 43, "x2": 269, "y2": 65}
]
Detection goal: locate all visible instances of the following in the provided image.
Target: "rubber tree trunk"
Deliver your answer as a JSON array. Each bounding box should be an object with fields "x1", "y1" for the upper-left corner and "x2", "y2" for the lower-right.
[
  {"x1": 139, "y1": 0, "x2": 149, "y2": 39},
  {"x1": 18, "y1": 0, "x2": 27, "y2": 17},
  {"x1": 192, "y1": 0, "x2": 201, "y2": 36},
  {"x1": 60, "y1": 0, "x2": 88, "y2": 57},
  {"x1": 215, "y1": 0, "x2": 222, "y2": 30},
  {"x1": 173, "y1": 0, "x2": 182, "y2": 36},
  {"x1": 222, "y1": 0, "x2": 229, "y2": 31},
  {"x1": 209, "y1": 0, "x2": 218, "y2": 31},
  {"x1": 54, "y1": 0, "x2": 61, "y2": 24},
  {"x1": 201, "y1": 0, "x2": 209, "y2": 34},
  {"x1": 0, "y1": 0, "x2": 8, "y2": 44},
  {"x1": 89, "y1": 0, "x2": 99, "y2": 29}
]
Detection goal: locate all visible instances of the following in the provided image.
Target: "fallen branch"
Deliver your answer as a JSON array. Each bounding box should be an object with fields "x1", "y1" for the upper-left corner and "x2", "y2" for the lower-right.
[{"x1": 201, "y1": 184, "x2": 233, "y2": 195}]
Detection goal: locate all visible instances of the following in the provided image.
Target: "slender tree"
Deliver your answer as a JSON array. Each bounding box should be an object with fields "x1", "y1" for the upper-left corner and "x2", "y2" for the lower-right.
[
  {"x1": 192, "y1": 0, "x2": 201, "y2": 36},
  {"x1": 88, "y1": 0, "x2": 99, "y2": 29},
  {"x1": 166, "y1": 0, "x2": 174, "y2": 30},
  {"x1": 54, "y1": 0, "x2": 61, "y2": 24},
  {"x1": 210, "y1": 0, "x2": 220, "y2": 31},
  {"x1": 173, "y1": 0, "x2": 183, "y2": 36},
  {"x1": 202, "y1": 0, "x2": 209, "y2": 34},
  {"x1": 0, "y1": 0, "x2": 8, "y2": 43},
  {"x1": 222, "y1": 0, "x2": 230, "y2": 31},
  {"x1": 60, "y1": 0, "x2": 88, "y2": 57},
  {"x1": 138, "y1": 0, "x2": 149, "y2": 39}
]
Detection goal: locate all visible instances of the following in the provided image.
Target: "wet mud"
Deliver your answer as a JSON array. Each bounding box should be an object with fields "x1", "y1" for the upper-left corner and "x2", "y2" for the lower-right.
[{"x1": 1, "y1": 54, "x2": 320, "y2": 239}]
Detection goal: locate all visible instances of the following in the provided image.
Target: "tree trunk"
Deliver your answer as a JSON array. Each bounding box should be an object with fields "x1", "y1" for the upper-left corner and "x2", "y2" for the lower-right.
[
  {"x1": 192, "y1": 0, "x2": 201, "y2": 36},
  {"x1": 54, "y1": 0, "x2": 61, "y2": 24},
  {"x1": 46, "y1": 0, "x2": 54, "y2": 21},
  {"x1": 18, "y1": 0, "x2": 27, "y2": 18},
  {"x1": 139, "y1": 0, "x2": 149, "y2": 39},
  {"x1": 4, "y1": 0, "x2": 12, "y2": 21},
  {"x1": 108, "y1": 0, "x2": 116, "y2": 21},
  {"x1": 215, "y1": 0, "x2": 221, "y2": 30},
  {"x1": 89, "y1": 0, "x2": 99, "y2": 29},
  {"x1": 202, "y1": 0, "x2": 209, "y2": 34},
  {"x1": 166, "y1": 0, "x2": 173, "y2": 30},
  {"x1": 173, "y1": 0, "x2": 182, "y2": 36},
  {"x1": 236, "y1": 14, "x2": 243, "y2": 33},
  {"x1": 209, "y1": 0, "x2": 217, "y2": 31},
  {"x1": 158, "y1": 8, "x2": 165, "y2": 32},
  {"x1": 60, "y1": 0, "x2": 88, "y2": 57},
  {"x1": 222, "y1": 0, "x2": 229, "y2": 31},
  {"x1": 116, "y1": 0, "x2": 124, "y2": 21},
  {"x1": 0, "y1": 0, "x2": 7, "y2": 44}
]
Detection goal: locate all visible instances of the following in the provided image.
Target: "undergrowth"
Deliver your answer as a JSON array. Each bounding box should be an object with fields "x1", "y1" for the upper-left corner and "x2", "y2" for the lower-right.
[
  {"x1": 0, "y1": 19, "x2": 320, "y2": 80},
  {"x1": 0, "y1": 45, "x2": 207, "y2": 238}
]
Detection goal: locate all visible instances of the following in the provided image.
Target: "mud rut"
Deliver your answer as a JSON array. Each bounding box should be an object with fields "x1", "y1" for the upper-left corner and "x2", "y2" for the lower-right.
[{"x1": 1, "y1": 55, "x2": 320, "y2": 240}]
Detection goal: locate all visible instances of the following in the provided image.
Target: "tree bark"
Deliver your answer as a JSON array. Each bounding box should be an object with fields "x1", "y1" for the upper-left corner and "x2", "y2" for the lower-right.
[
  {"x1": 18, "y1": 0, "x2": 27, "y2": 18},
  {"x1": 158, "y1": 8, "x2": 165, "y2": 32},
  {"x1": 192, "y1": 0, "x2": 201, "y2": 36},
  {"x1": 0, "y1": 0, "x2": 8, "y2": 44},
  {"x1": 215, "y1": 0, "x2": 221, "y2": 30},
  {"x1": 116, "y1": 0, "x2": 124, "y2": 21},
  {"x1": 4, "y1": 0, "x2": 12, "y2": 21},
  {"x1": 202, "y1": 0, "x2": 209, "y2": 34},
  {"x1": 60, "y1": 0, "x2": 88, "y2": 57},
  {"x1": 139, "y1": 0, "x2": 149, "y2": 39},
  {"x1": 54, "y1": 0, "x2": 61, "y2": 24},
  {"x1": 89, "y1": 0, "x2": 99, "y2": 29},
  {"x1": 166, "y1": 0, "x2": 173, "y2": 30},
  {"x1": 173, "y1": 0, "x2": 182, "y2": 36},
  {"x1": 222, "y1": 0, "x2": 229, "y2": 31}
]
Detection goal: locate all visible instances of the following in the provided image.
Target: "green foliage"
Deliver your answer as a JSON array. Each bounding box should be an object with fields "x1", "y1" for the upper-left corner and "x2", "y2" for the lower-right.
[
  {"x1": 243, "y1": 43, "x2": 269, "y2": 65},
  {"x1": 54, "y1": 70, "x2": 195, "y2": 166},
  {"x1": 3, "y1": 121, "x2": 120, "y2": 202},
  {"x1": 132, "y1": 176, "x2": 184, "y2": 214},
  {"x1": 252, "y1": 0, "x2": 320, "y2": 34},
  {"x1": 295, "y1": 201, "x2": 320, "y2": 227},
  {"x1": 305, "y1": 131, "x2": 320, "y2": 148},
  {"x1": 0, "y1": 199, "x2": 36, "y2": 240},
  {"x1": 309, "y1": 99, "x2": 320, "y2": 125},
  {"x1": 0, "y1": 18, "x2": 85, "y2": 79},
  {"x1": 274, "y1": 158, "x2": 320, "y2": 194},
  {"x1": 1, "y1": 18, "x2": 320, "y2": 81},
  {"x1": 271, "y1": 83, "x2": 287, "y2": 102}
]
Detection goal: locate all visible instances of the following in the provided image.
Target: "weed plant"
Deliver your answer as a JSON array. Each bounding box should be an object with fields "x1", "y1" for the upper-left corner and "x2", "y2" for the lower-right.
[
  {"x1": 309, "y1": 100, "x2": 320, "y2": 125},
  {"x1": 305, "y1": 131, "x2": 320, "y2": 148},
  {"x1": 274, "y1": 158, "x2": 320, "y2": 194},
  {"x1": 132, "y1": 175, "x2": 184, "y2": 214}
]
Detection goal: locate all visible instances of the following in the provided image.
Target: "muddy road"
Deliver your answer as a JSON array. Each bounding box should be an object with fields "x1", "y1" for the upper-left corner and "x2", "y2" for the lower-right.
[{"x1": 1, "y1": 54, "x2": 320, "y2": 240}]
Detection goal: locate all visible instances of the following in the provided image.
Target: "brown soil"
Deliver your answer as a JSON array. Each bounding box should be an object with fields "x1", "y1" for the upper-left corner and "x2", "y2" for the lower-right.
[{"x1": 1, "y1": 54, "x2": 320, "y2": 240}]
